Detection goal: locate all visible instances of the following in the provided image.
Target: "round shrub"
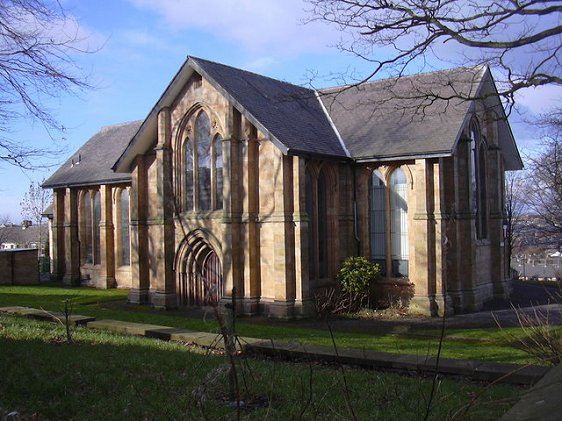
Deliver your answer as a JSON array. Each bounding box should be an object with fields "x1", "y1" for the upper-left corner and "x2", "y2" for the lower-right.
[
  {"x1": 337, "y1": 256, "x2": 381, "y2": 295},
  {"x1": 336, "y1": 256, "x2": 381, "y2": 312}
]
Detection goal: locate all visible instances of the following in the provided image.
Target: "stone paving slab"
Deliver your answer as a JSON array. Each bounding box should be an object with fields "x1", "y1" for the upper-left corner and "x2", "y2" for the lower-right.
[
  {"x1": 86, "y1": 320, "x2": 262, "y2": 351},
  {"x1": 501, "y1": 363, "x2": 562, "y2": 421},
  {"x1": 245, "y1": 341, "x2": 550, "y2": 386},
  {"x1": 87, "y1": 319, "x2": 169, "y2": 336},
  {"x1": 0, "y1": 306, "x2": 95, "y2": 325},
  {"x1": 1, "y1": 307, "x2": 550, "y2": 387}
]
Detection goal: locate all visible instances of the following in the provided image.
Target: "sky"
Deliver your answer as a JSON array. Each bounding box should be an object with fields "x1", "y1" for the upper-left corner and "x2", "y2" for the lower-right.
[{"x1": 0, "y1": 0, "x2": 560, "y2": 222}]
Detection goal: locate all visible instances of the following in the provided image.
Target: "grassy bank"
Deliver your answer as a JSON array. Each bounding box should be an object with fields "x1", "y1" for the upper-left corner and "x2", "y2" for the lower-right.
[
  {"x1": 0, "y1": 284, "x2": 544, "y2": 365},
  {"x1": 0, "y1": 315, "x2": 519, "y2": 420}
]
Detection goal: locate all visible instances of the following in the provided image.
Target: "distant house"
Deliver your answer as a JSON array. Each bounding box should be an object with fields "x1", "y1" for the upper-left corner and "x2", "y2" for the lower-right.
[
  {"x1": 43, "y1": 56, "x2": 523, "y2": 318},
  {"x1": 0, "y1": 222, "x2": 48, "y2": 253}
]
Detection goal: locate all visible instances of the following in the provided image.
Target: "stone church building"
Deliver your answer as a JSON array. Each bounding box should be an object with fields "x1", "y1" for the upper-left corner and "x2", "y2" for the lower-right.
[{"x1": 43, "y1": 56, "x2": 522, "y2": 318}]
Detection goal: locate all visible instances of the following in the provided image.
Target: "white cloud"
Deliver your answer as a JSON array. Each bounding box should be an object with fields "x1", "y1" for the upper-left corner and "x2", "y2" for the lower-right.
[
  {"x1": 244, "y1": 56, "x2": 277, "y2": 71},
  {"x1": 515, "y1": 85, "x2": 562, "y2": 116},
  {"x1": 125, "y1": 0, "x2": 338, "y2": 56}
]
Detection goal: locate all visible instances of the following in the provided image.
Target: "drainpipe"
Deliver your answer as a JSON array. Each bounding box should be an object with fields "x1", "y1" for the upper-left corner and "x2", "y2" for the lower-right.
[{"x1": 352, "y1": 165, "x2": 360, "y2": 255}]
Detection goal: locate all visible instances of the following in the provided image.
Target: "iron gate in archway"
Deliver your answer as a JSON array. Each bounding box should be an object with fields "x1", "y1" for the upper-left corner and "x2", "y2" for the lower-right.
[{"x1": 176, "y1": 235, "x2": 223, "y2": 306}]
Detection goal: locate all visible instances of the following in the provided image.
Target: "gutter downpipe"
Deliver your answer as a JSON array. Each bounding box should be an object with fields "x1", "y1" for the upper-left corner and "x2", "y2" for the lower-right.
[{"x1": 353, "y1": 165, "x2": 360, "y2": 256}]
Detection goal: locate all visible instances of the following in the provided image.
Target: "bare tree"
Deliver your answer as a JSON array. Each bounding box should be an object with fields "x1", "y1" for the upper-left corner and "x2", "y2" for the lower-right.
[
  {"x1": 306, "y1": 0, "x2": 561, "y2": 110},
  {"x1": 505, "y1": 172, "x2": 526, "y2": 263},
  {"x1": 0, "y1": 0, "x2": 92, "y2": 169},
  {"x1": 20, "y1": 179, "x2": 51, "y2": 252},
  {"x1": 0, "y1": 214, "x2": 13, "y2": 245},
  {"x1": 522, "y1": 127, "x2": 562, "y2": 242}
]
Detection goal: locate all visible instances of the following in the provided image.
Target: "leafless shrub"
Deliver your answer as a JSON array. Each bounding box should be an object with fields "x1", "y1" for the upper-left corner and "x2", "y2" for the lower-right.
[
  {"x1": 496, "y1": 304, "x2": 562, "y2": 366},
  {"x1": 41, "y1": 297, "x2": 77, "y2": 343},
  {"x1": 313, "y1": 287, "x2": 365, "y2": 316}
]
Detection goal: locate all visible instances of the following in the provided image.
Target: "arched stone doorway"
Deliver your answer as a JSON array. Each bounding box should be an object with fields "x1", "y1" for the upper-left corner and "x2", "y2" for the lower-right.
[{"x1": 175, "y1": 233, "x2": 223, "y2": 306}]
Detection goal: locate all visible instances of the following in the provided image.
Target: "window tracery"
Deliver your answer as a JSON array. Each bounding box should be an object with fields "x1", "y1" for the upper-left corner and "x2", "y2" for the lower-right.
[
  {"x1": 182, "y1": 109, "x2": 223, "y2": 212},
  {"x1": 369, "y1": 167, "x2": 409, "y2": 277}
]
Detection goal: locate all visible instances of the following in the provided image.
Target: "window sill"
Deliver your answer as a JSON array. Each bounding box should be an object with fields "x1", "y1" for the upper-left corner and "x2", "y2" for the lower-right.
[{"x1": 378, "y1": 277, "x2": 411, "y2": 286}]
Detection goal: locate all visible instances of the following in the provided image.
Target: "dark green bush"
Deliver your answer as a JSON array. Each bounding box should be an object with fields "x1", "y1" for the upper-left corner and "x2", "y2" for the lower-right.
[{"x1": 336, "y1": 257, "x2": 381, "y2": 312}]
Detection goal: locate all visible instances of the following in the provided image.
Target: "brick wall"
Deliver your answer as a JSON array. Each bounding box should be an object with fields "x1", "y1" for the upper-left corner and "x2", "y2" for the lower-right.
[{"x1": 0, "y1": 249, "x2": 39, "y2": 285}]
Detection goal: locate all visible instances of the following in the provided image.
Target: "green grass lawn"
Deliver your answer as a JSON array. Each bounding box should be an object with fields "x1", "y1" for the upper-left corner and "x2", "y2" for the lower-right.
[
  {"x1": 0, "y1": 315, "x2": 520, "y2": 420},
  {"x1": 0, "y1": 284, "x2": 544, "y2": 365}
]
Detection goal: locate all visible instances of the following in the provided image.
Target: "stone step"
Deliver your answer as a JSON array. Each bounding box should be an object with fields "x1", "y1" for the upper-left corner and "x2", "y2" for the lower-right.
[
  {"x1": 0, "y1": 306, "x2": 95, "y2": 325},
  {"x1": 245, "y1": 341, "x2": 550, "y2": 386}
]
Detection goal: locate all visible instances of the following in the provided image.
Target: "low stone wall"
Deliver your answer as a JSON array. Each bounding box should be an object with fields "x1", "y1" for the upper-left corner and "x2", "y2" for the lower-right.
[{"x1": 0, "y1": 249, "x2": 39, "y2": 285}]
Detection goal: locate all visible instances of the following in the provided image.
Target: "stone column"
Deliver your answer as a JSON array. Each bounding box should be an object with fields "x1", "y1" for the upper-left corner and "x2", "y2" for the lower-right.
[
  {"x1": 129, "y1": 157, "x2": 149, "y2": 304},
  {"x1": 269, "y1": 153, "x2": 297, "y2": 319},
  {"x1": 221, "y1": 107, "x2": 243, "y2": 305},
  {"x1": 50, "y1": 189, "x2": 66, "y2": 280},
  {"x1": 440, "y1": 157, "x2": 459, "y2": 295},
  {"x1": 239, "y1": 121, "x2": 261, "y2": 314},
  {"x1": 292, "y1": 155, "x2": 313, "y2": 317},
  {"x1": 410, "y1": 160, "x2": 433, "y2": 314},
  {"x1": 63, "y1": 188, "x2": 80, "y2": 286},
  {"x1": 150, "y1": 107, "x2": 177, "y2": 308},
  {"x1": 432, "y1": 159, "x2": 452, "y2": 315},
  {"x1": 488, "y1": 147, "x2": 508, "y2": 298},
  {"x1": 99, "y1": 184, "x2": 115, "y2": 288},
  {"x1": 452, "y1": 137, "x2": 476, "y2": 311}
]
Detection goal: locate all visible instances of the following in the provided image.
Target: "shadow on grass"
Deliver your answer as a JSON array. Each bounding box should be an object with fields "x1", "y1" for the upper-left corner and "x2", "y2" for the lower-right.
[
  {"x1": 0, "y1": 284, "x2": 542, "y2": 365},
  {"x1": 0, "y1": 325, "x2": 519, "y2": 421}
]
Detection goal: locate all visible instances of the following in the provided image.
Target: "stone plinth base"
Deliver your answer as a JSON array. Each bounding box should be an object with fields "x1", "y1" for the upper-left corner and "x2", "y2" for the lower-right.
[
  {"x1": 62, "y1": 273, "x2": 80, "y2": 286},
  {"x1": 151, "y1": 290, "x2": 177, "y2": 309},
  {"x1": 267, "y1": 299, "x2": 315, "y2": 320},
  {"x1": 128, "y1": 288, "x2": 149, "y2": 305},
  {"x1": 410, "y1": 294, "x2": 453, "y2": 317},
  {"x1": 236, "y1": 297, "x2": 260, "y2": 316}
]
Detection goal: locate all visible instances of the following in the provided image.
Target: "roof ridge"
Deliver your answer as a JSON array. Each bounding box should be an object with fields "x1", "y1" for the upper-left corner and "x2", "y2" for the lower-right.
[
  {"x1": 99, "y1": 119, "x2": 143, "y2": 133},
  {"x1": 189, "y1": 55, "x2": 313, "y2": 93},
  {"x1": 319, "y1": 64, "x2": 486, "y2": 93}
]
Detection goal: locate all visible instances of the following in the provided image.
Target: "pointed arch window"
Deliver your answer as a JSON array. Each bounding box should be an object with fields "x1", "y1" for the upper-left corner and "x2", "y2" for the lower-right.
[
  {"x1": 305, "y1": 171, "x2": 315, "y2": 280},
  {"x1": 184, "y1": 139, "x2": 194, "y2": 211},
  {"x1": 470, "y1": 121, "x2": 488, "y2": 239},
  {"x1": 196, "y1": 111, "x2": 212, "y2": 211},
  {"x1": 120, "y1": 189, "x2": 130, "y2": 266},
  {"x1": 390, "y1": 168, "x2": 409, "y2": 277},
  {"x1": 369, "y1": 170, "x2": 386, "y2": 273},
  {"x1": 214, "y1": 135, "x2": 223, "y2": 210},
  {"x1": 317, "y1": 169, "x2": 329, "y2": 279},
  {"x1": 183, "y1": 109, "x2": 223, "y2": 212},
  {"x1": 83, "y1": 191, "x2": 93, "y2": 264},
  {"x1": 306, "y1": 166, "x2": 332, "y2": 282},
  {"x1": 368, "y1": 167, "x2": 409, "y2": 277},
  {"x1": 93, "y1": 191, "x2": 101, "y2": 265}
]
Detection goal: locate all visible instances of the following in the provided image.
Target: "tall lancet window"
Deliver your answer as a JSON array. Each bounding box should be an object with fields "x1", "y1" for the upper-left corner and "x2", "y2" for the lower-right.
[
  {"x1": 183, "y1": 108, "x2": 224, "y2": 212},
  {"x1": 84, "y1": 191, "x2": 93, "y2": 264},
  {"x1": 214, "y1": 135, "x2": 223, "y2": 210},
  {"x1": 196, "y1": 111, "x2": 211, "y2": 211},
  {"x1": 470, "y1": 121, "x2": 488, "y2": 239},
  {"x1": 93, "y1": 191, "x2": 101, "y2": 265},
  {"x1": 120, "y1": 189, "x2": 130, "y2": 266},
  {"x1": 390, "y1": 168, "x2": 409, "y2": 277},
  {"x1": 369, "y1": 170, "x2": 387, "y2": 274},
  {"x1": 185, "y1": 138, "x2": 194, "y2": 211}
]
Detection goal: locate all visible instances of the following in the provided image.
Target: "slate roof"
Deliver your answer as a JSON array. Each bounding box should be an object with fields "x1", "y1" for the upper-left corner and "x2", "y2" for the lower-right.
[
  {"x1": 0, "y1": 224, "x2": 48, "y2": 246},
  {"x1": 318, "y1": 66, "x2": 486, "y2": 160},
  {"x1": 50, "y1": 57, "x2": 521, "y2": 186},
  {"x1": 43, "y1": 121, "x2": 142, "y2": 188},
  {"x1": 191, "y1": 57, "x2": 348, "y2": 158}
]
